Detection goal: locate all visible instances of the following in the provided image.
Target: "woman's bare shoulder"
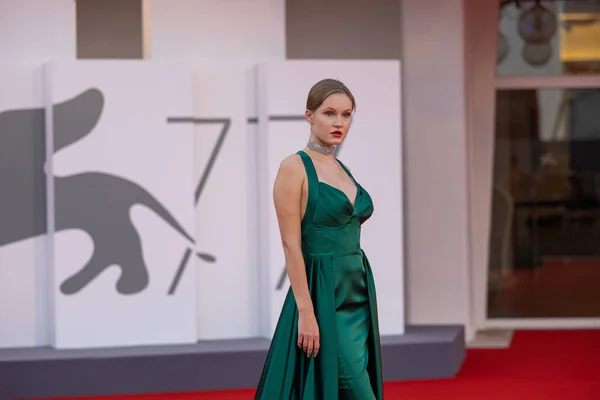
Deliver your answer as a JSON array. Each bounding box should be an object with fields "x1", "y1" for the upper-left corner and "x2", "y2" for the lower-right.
[
  {"x1": 278, "y1": 153, "x2": 305, "y2": 177},
  {"x1": 274, "y1": 154, "x2": 305, "y2": 198}
]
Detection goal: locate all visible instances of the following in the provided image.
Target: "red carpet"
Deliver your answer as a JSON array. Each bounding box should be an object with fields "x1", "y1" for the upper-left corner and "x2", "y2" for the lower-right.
[{"x1": 45, "y1": 330, "x2": 600, "y2": 400}]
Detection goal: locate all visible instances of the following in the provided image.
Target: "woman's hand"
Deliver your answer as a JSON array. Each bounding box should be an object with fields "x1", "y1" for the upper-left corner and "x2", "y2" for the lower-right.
[{"x1": 298, "y1": 309, "x2": 320, "y2": 357}]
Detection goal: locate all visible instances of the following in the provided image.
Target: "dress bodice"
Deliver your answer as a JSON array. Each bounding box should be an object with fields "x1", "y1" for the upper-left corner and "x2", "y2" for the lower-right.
[
  {"x1": 254, "y1": 152, "x2": 383, "y2": 400},
  {"x1": 297, "y1": 150, "x2": 374, "y2": 256}
]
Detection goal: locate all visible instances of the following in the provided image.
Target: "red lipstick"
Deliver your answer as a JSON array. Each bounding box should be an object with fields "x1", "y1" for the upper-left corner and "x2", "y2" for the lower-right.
[{"x1": 331, "y1": 130, "x2": 342, "y2": 138}]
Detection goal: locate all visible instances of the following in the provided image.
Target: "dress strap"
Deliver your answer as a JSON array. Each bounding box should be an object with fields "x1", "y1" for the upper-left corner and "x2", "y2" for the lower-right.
[
  {"x1": 296, "y1": 151, "x2": 319, "y2": 229},
  {"x1": 336, "y1": 158, "x2": 356, "y2": 182}
]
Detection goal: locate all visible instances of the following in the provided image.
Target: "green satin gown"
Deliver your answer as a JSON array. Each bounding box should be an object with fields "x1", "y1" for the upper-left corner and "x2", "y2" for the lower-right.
[{"x1": 254, "y1": 150, "x2": 384, "y2": 399}]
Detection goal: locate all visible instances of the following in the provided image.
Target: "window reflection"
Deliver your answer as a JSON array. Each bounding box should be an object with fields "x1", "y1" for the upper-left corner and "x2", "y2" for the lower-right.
[
  {"x1": 497, "y1": 0, "x2": 600, "y2": 76},
  {"x1": 488, "y1": 88, "x2": 600, "y2": 318}
]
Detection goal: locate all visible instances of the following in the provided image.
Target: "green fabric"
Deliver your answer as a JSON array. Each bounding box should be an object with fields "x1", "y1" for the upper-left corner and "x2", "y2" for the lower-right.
[{"x1": 254, "y1": 150, "x2": 383, "y2": 400}]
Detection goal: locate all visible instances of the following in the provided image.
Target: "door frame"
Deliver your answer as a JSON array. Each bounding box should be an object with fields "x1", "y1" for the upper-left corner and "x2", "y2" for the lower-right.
[{"x1": 477, "y1": 74, "x2": 600, "y2": 330}]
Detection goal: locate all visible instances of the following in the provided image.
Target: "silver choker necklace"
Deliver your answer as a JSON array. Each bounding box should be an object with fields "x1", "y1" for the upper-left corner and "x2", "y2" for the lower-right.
[{"x1": 307, "y1": 140, "x2": 335, "y2": 156}]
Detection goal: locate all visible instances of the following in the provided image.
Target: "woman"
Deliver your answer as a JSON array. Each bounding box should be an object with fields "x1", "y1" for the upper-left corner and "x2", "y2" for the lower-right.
[{"x1": 254, "y1": 79, "x2": 383, "y2": 399}]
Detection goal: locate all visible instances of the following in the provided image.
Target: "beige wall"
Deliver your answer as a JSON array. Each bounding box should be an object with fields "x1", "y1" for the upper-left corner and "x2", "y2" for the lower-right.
[
  {"x1": 464, "y1": 0, "x2": 499, "y2": 330},
  {"x1": 400, "y1": 0, "x2": 473, "y2": 339},
  {"x1": 149, "y1": 0, "x2": 285, "y2": 62}
]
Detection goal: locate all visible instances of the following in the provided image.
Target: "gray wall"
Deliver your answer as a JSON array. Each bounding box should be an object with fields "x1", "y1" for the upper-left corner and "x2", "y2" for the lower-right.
[
  {"x1": 76, "y1": 0, "x2": 144, "y2": 59},
  {"x1": 285, "y1": 0, "x2": 402, "y2": 60}
]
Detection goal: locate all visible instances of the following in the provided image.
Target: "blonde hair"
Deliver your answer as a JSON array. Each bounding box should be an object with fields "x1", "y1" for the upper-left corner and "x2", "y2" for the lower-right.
[{"x1": 306, "y1": 79, "x2": 356, "y2": 112}]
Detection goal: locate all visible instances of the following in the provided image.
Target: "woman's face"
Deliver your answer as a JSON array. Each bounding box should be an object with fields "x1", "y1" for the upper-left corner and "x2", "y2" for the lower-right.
[{"x1": 306, "y1": 93, "x2": 354, "y2": 147}]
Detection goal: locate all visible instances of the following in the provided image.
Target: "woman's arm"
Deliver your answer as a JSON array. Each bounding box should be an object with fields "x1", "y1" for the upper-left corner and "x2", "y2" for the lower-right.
[{"x1": 273, "y1": 155, "x2": 319, "y2": 357}]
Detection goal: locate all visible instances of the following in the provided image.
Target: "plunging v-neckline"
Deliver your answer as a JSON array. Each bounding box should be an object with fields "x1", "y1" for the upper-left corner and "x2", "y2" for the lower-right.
[
  {"x1": 300, "y1": 151, "x2": 359, "y2": 209},
  {"x1": 319, "y1": 181, "x2": 358, "y2": 209}
]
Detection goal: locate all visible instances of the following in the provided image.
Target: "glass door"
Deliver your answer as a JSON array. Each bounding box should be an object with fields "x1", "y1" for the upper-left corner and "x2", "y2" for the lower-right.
[{"x1": 485, "y1": 0, "x2": 600, "y2": 328}]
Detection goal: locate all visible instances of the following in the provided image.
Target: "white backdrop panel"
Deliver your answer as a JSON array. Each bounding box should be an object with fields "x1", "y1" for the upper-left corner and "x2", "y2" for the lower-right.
[
  {"x1": 258, "y1": 61, "x2": 405, "y2": 337},
  {"x1": 191, "y1": 64, "x2": 261, "y2": 339},
  {"x1": 0, "y1": 66, "x2": 50, "y2": 348},
  {"x1": 0, "y1": 0, "x2": 76, "y2": 349},
  {"x1": 44, "y1": 60, "x2": 197, "y2": 348}
]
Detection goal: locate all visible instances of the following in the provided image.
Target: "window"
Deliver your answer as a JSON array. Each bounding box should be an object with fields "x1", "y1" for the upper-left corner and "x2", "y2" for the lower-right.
[
  {"x1": 487, "y1": 1, "x2": 600, "y2": 320},
  {"x1": 497, "y1": 0, "x2": 600, "y2": 76}
]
